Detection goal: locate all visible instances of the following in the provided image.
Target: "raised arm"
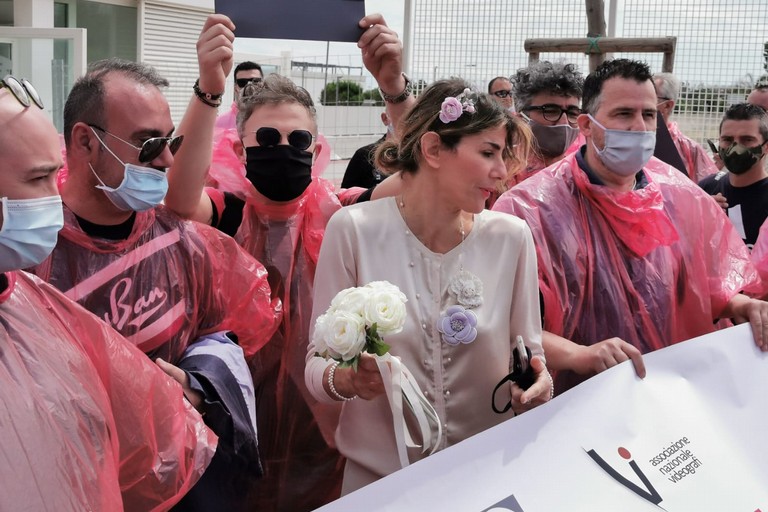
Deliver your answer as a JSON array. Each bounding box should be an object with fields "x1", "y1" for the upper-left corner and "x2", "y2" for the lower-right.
[
  {"x1": 165, "y1": 14, "x2": 235, "y2": 224},
  {"x1": 358, "y1": 14, "x2": 416, "y2": 138}
]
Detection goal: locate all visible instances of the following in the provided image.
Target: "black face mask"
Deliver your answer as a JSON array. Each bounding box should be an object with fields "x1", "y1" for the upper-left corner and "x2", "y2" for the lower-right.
[
  {"x1": 719, "y1": 142, "x2": 765, "y2": 176},
  {"x1": 245, "y1": 145, "x2": 313, "y2": 201}
]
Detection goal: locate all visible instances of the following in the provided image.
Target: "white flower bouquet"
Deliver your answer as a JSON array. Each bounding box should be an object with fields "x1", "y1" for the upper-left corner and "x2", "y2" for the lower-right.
[
  {"x1": 313, "y1": 280, "x2": 442, "y2": 469},
  {"x1": 313, "y1": 281, "x2": 407, "y2": 370}
]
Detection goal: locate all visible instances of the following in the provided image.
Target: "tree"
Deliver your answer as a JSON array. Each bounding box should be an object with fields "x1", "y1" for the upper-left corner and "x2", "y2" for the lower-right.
[
  {"x1": 319, "y1": 81, "x2": 387, "y2": 106},
  {"x1": 319, "y1": 80, "x2": 363, "y2": 106},
  {"x1": 361, "y1": 88, "x2": 384, "y2": 105}
]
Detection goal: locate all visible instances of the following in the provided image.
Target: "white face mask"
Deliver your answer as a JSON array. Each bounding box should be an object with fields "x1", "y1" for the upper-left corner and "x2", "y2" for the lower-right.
[
  {"x1": 90, "y1": 128, "x2": 168, "y2": 212},
  {"x1": 0, "y1": 195, "x2": 64, "y2": 272},
  {"x1": 588, "y1": 114, "x2": 656, "y2": 176}
]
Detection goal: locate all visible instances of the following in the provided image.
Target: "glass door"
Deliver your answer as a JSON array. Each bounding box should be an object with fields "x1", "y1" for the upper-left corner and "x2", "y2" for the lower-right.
[{"x1": 0, "y1": 27, "x2": 86, "y2": 131}]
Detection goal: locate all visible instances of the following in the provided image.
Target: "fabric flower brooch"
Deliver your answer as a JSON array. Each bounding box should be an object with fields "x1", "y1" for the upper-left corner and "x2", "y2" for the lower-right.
[{"x1": 437, "y1": 269, "x2": 484, "y2": 345}]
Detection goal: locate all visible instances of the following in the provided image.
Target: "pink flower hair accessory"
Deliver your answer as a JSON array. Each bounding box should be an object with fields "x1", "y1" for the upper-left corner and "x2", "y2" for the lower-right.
[{"x1": 438, "y1": 88, "x2": 476, "y2": 124}]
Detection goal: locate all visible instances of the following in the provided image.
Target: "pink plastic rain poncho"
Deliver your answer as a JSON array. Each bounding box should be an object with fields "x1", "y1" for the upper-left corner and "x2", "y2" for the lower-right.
[
  {"x1": 667, "y1": 121, "x2": 718, "y2": 182},
  {"x1": 207, "y1": 128, "x2": 346, "y2": 511},
  {"x1": 749, "y1": 220, "x2": 768, "y2": 298},
  {"x1": 33, "y1": 206, "x2": 280, "y2": 362},
  {"x1": 0, "y1": 270, "x2": 216, "y2": 511},
  {"x1": 493, "y1": 152, "x2": 758, "y2": 393},
  {"x1": 508, "y1": 133, "x2": 586, "y2": 187},
  {"x1": 487, "y1": 134, "x2": 585, "y2": 209}
]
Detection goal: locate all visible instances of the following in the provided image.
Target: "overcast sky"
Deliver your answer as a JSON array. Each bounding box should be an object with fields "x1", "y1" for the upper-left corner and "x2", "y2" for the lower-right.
[{"x1": 233, "y1": 0, "x2": 766, "y2": 90}]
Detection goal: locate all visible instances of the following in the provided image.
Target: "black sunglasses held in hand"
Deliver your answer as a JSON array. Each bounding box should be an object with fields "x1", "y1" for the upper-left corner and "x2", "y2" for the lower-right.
[
  {"x1": 236, "y1": 77, "x2": 262, "y2": 88},
  {"x1": 1, "y1": 76, "x2": 43, "y2": 109},
  {"x1": 523, "y1": 104, "x2": 582, "y2": 124},
  {"x1": 255, "y1": 127, "x2": 314, "y2": 151},
  {"x1": 89, "y1": 124, "x2": 184, "y2": 163}
]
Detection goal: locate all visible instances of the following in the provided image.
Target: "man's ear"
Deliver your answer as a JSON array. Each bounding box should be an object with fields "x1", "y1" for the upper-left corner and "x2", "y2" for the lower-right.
[
  {"x1": 70, "y1": 122, "x2": 98, "y2": 159},
  {"x1": 576, "y1": 113, "x2": 592, "y2": 138},
  {"x1": 419, "y1": 131, "x2": 443, "y2": 168},
  {"x1": 233, "y1": 138, "x2": 246, "y2": 164}
]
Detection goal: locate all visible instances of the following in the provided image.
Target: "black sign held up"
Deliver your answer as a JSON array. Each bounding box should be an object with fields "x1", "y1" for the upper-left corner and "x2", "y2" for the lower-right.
[{"x1": 215, "y1": 0, "x2": 366, "y2": 43}]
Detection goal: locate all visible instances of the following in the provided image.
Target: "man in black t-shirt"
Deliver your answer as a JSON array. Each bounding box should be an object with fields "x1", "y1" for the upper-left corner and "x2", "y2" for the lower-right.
[
  {"x1": 698, "y1": 103, "x2": 768, "y2": 249},
  {"x1": 340, "y1": 111, "x2": 391, "y2": 189}
]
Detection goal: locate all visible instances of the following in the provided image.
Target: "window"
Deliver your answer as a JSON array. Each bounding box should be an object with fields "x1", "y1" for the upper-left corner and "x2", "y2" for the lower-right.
[{"x1": 76, "y1": 0, "x2": 137, "y2": 63}]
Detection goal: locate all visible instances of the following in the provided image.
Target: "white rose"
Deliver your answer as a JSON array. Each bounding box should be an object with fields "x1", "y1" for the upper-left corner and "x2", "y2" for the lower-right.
[
  {"x1": 312, "y1": 313, "x2": 331, "y2": 358},
  {"x1": 363, "y1": 282, "x2": 408, "y2": 335},
  {"x1": 365, "y1": 281, "x2": 401, "y2": 294},
  {"x1": 330, "y1": 287, "x2": 372, "y2": 316},
  {"x1": 325, "y1": 310, "x2": 367, "y2": 361}
]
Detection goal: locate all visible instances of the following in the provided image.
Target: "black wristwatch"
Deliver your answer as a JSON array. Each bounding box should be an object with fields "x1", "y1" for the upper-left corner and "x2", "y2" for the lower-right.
[{"x1": 378, "y1": 73, "x2": 412, "y2": 104}]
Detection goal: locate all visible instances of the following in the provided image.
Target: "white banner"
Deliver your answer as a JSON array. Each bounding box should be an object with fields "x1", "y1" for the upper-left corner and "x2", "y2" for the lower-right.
[{"x1": 317, "y1": 323, "x2": 768, "y2": 512}]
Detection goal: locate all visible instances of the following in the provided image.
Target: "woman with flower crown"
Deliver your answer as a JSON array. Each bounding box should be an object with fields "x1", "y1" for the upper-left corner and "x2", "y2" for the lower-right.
[{"x1": 305, "y1": 77, "x2": 554, "y2": 494}]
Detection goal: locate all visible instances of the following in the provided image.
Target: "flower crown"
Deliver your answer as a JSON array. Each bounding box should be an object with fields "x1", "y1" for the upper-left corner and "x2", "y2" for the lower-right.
[{"x1": 439, "y1": 88, "x2": 476, "y2": 123}]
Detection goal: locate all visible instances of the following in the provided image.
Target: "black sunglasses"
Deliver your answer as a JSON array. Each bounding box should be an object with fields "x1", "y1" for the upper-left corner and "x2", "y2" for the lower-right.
[
  {"x1": 255, "y1": 127, "x2": 314, "y2": 151},
  {"x1": 236, "y1": 77, "x2": 263, "y2": 88},
  {"x1": 523, "y1": 104, "x2": 582, "y2": 124},
  {"x1": 492, "y1": 90, "x2": 512, "y2": 98},
  {"x1": 1, "y1": 76, "x2": 43, "y2": 109},
  {"x1": 89, "y1": 124, "x2": 184, "y2": 163}
]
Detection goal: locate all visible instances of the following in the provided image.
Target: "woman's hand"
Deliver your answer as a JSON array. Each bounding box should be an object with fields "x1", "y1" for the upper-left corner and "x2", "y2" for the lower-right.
[
  {"x1": 510, "y1": 356, "x2": 552, "y2": 414},
  {"x1": 325, "y1": 353, "x2": 386, "y2": 400}
]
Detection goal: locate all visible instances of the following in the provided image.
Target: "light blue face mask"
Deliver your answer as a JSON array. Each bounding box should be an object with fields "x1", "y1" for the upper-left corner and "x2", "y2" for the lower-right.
[
  {"x1": 588, "y1": 114, "x2": 656, "y2": 176},
  {"x1": 90, "y1": 127, "x2": 169, "y2": 212},
  {"x1": 0, "y1": 195, "x2": 64, "y2": 272}
]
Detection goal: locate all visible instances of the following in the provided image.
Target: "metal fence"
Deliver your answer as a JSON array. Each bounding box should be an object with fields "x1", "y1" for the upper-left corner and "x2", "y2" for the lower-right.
[
  {"x1": 151, "y1": 1, "x2": 768, "y2": 184},
  {"x1": 408, "y1": 0, "x2": 768, "y2": 148}
]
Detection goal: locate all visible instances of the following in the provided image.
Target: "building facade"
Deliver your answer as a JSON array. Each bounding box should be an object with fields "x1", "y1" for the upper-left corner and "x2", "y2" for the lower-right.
[{"x1": 1, "y1": 0, "x2": 214, "y2": 129}]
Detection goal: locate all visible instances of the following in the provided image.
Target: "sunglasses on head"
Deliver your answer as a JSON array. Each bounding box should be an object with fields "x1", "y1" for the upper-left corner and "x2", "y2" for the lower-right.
[
  {"x1": 236, "y1": 77, "x2": 263, "y2": 89},
  {"x1": 493, "y1": 90, "x2": 512, "y2": 98},
  {"x1": 89, "y1": 124, "x2": 184, "y2": 163},
  {"x1": 254, "y1": 127, "x2": 314, "y2": 151},
  {"x1": 1, "y1": 76, "x2": 43, "y2": 109},
  {"x1": 522, "y1": 104, "x2": 582, "y2": 124}
]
